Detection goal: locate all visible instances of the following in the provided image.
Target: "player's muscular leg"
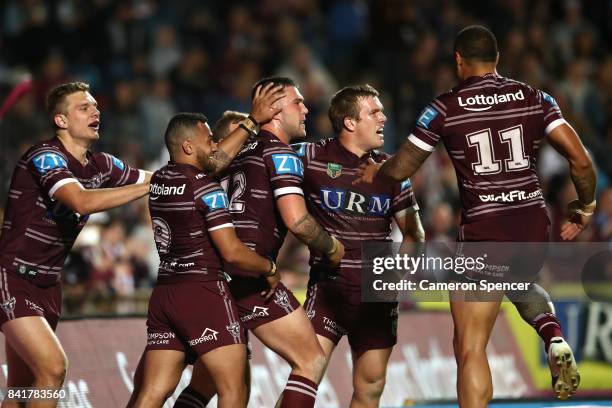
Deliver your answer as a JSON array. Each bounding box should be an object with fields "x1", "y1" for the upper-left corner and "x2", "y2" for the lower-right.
[
  {"x1": 450, "y1": 291, "x2": 503, "y2": 408},
  {"x1": 199, "y1": 344, "x2": 248, "y2": 408},
  {"x1": 129, "y1": 350, "x2": 186, "y2": 408},
  {"x1": 253, "y1": 308, "x2": 326, "y2": 383},
  {"x1": 2, "y1": 317, "x2": 67, "y2": 408},
  {"x1": 350, "y1": 347, "x2": 392, "y2": 408},
  {"x1": 180, "y1": 358, "x2": 251, "y2": 406}
]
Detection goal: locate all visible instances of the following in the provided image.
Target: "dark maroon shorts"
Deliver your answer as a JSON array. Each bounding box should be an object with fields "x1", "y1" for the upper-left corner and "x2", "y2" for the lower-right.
[
  {"x1": 0, "y1": 266, "x2": 62, "y2": 331},
  {"x1": 146, "y1": 279, "x2": 245, "y2": 360},
  {"x1": 457, "y1": 211, "x2": 550, "y2": 284},
  {"x1": 304, "y1": 278, "x2": 398, "y2": 357},
  {"x1": 229, "y1": 276, "x2": 301, "y2": 331}
]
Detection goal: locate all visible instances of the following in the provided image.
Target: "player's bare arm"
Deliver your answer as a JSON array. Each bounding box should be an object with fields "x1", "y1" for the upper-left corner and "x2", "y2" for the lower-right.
[
  {"x1": 53, "y1": 179, "x2": 150, "y2": 215},
  {"x1": 354, "y1": 140, "x2": 431, "y2": 185},
  {"x1": 209, "y1": 226, "x2": 279, "y2": 299},
  {"x1": 209, "y1": 84, "x2": 286, "y2": 175},
  {"x1": 395, "y1": 211, "x2": 425, "y2": 243},
  {"x1": 277, "y1": 194, "x2": 345, "y2": 265},
  {"x1": 547, "y1": 123, "x2": 597, "y2": 240}
]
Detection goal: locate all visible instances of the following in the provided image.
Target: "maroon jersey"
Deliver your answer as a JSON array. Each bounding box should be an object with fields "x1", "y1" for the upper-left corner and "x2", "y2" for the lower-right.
[
  {"x1": 149, "y1": 162, "x2": 233, "y2": 283},
  {"x1": 409, "y1": 73, "x2": 565, "y2": 224},
  {"x1": 220, "y1": 130, "x2": 304, "y2": 275},
  {"x1": 295, "y1": 138, "x2": 418, "y2": 287},
  {"x1": 0, "y1": 138, "x2": 144, "y2": 287}
]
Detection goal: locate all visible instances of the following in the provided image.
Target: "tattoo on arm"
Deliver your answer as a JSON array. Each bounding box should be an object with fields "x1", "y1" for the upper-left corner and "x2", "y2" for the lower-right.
[
  {"x1": 570, "y1": 165, "x2": 596, "y2": 204},
  {"x1": 379, "y1": 141, "x2": 431, "y2": 181},
  {"x1": 209, "y1": 149, "x2": 231, "y2": 174},
  {"x1": 292, "y1": 213, "x2": 334, "y2": 253}
]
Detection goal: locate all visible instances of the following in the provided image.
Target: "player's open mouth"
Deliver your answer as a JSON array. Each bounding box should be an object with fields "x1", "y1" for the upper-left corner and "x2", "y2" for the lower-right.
[
  {"x1": 376, "y1": 127, "x2": 384, "y2": 137},
  {"x1": 89, "y1": 121, "x2": 100, "y2": 130}
]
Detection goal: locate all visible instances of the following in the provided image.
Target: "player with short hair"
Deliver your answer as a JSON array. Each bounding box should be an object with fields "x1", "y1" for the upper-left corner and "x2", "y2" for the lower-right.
[
  {"x1": 0, "y1": 81, "x2": 151, "y2": 407},
  {"x1": 297, "y1": 84, "x2": 424, "y2": 407},
  {"x1": 211, "y1": 111, "x2": 249, "y2": 143},
  {"x1": 127, "y1": 84, "x2": 286, "y2": 408},
  {"x1": 356, "y1": 25, "x2": 594, "y2": 407},
  {"x1": 177, "y1": 77, "x2": 345, "y2": 408}
]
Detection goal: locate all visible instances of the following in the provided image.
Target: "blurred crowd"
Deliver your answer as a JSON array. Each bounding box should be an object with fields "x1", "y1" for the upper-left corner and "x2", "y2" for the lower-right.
[{"x1": 0, "y1": 0, "x2": 611, "y2": 315}]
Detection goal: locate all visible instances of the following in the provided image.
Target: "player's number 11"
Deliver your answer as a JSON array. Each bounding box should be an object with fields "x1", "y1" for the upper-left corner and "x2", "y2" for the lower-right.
[{"x1": 466, "y1": 125, "x2": 530, "y2": 175}]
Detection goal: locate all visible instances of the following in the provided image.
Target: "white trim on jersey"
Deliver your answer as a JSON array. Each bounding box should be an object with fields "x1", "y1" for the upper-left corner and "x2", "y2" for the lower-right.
[
  {"x1": 394, "y1": 204, "x2": 420, "y2": 219},
  {"x1": 545, "y1": 118, "x2": 567, "y2": 135},
  {"x1": 407, "y1": 134, "x2": 435, "y2": 152},
  {"x1": 273, "y1": 186, "x2": 304, "y2": 198},
  {"x1": 49, "y1": 178, "x2": 81, "y2": 199},
  {"x1": 208, "y1": 222, "x2": 234, "y2": 232},
  {"x1": 136, "y1": 169, "x2": 146, "y2": 184}
]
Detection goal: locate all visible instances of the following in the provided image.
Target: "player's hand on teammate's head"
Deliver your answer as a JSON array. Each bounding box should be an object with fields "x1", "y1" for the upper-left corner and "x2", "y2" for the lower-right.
[
  {"x1": 326, "y1": 237, "x2": 345, "y2": 266},
  {"x1": 353, "y1": 158, "x2": 381, "y2": 185},
  {"x1": 560, "y1": 199, "x2": 596, "y2": 241},
  {"x1": 250, "y1": 83, "x2": 286, "y2": 125}
]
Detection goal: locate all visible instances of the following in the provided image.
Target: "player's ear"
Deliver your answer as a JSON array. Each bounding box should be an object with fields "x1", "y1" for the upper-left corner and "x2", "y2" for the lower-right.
[
  {"x1": 54, "y1": 113, "x2": 68, "y2": 129},
  {"x1": 454, "y1": 51, "x2": 462, "y2": 66},
  {"x1": 181, "y1": 139, "x2": 192, "y2": 155},
  {"x1": 343, "y1": 116, "x2": 356, "y2": 132}
]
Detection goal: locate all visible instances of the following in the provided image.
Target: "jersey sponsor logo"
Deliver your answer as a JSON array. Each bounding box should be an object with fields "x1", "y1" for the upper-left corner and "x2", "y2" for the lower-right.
[
  {"x1": 458, "y1": 89, "x2": 525, "y2": 112},
  {"x1": 541, "y1": 91, "x2": 558, "y2": 106},
  {"x1": 417, "y1": 106, "x2": 438, "y2": 129},
  {"x1": 32, "y1": 153, "x2": 68, "y2": 174},
  {"x1": 238, "y1": 141, "x2": 258, "y2": 155},
  {"x1": 327, "y1": 162, "x2": 342, "y2": 178},
  {"x1": 150, "y1": 183, "x2": 186, "y2": 196},
  {"x1": 320, "y1": 188, "x2": 391, "y2": 215},
  {"x1": 272, "y1": 154, "x2": 304, "y2": 176},
  {"x1": 291, "y1": 142, "x2": 307, "y2": 157},
  {"x1": 152, "y1": 217, "x2": 172, "y2": 254},
  {"x1": 111, "y1": 156, "x2": 125, "y2": 170},
  {"x1": 478, "y1": 189, "x2": 542, "y2": 203},
  {"x1": 400, "y1": 179, "x2": 412, "y2": 191},
  {"x1": 202, "y1": 190, "x2": 229, "y2": 210},
  {"x1": 188, "y1": 328, "x2": 219, "y2": 345}
]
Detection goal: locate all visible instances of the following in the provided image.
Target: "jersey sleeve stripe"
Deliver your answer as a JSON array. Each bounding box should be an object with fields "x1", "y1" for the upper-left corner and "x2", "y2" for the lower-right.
[
  {"x1": 48, "y1": 178, "x2": 81, "y2": 198},
  {"x1": 545, "y1": 118, "x2": 567, "y2": 135},
  {"x1": 407, "y1": 134, "x2": 435, "y2": 152},
  {"x1": 136, "y1": 169, "x2": 146, "y2": 184},
  {"x1": 208, "y1": 222, "x2": 234, "y2": 232},
  {"x1": 273, "y1": 186, "x2": 304, "y2": 198}
]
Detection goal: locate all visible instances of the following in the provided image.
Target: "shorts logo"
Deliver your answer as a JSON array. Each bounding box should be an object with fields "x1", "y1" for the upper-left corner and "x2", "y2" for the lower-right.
[
  {"x1": 272, "y1": 154, "x2": 303, "y2": 176},
  {"x1": 202, "y1": 190, "x2": 229, "y2": 210},
  {"x1": 147, "y1": 331, "x2": 176, "y2": 345},
  {"x1": 307, "y1": 310, "x2": 315, "y2": 320},
  {"x1": 327, "y1": 163, "x2": 342, "y2": 179},
  {"x1": 241, "y1": 306, "x2": 269, "y2": 322},
  {"x1": 32, "y1": 153, "x2": 68, "y2": 174},
  {"x1": 226, "y1": 321, "x2": 241, "y2": 338},
  {"x1": 188, "y1": 328, "x2": 219, "y2": 345},
  {"x1": 1, "y1": 297, "x2": 16, "y2": 314},
  {"x1": 25, "y1": 299, "x2": 44, "y2": 315},
  {"x1": 323, "y1": 316, "x2": 348, "y2": 337},
  {"x1": 273, "y1": 290, "x2": 290, "y2": 309}
]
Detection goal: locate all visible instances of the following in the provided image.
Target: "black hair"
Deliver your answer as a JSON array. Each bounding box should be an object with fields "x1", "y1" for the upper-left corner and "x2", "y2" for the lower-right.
[{"x1": 454, "y1": 25, "x2": 498, "y2": 63}]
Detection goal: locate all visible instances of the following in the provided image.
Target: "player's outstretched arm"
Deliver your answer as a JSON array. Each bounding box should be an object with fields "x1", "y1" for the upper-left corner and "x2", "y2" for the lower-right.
[
  {"x1": 208, "y1": 84, "x2": 286, "y2": 175},
  {"x1": 354, "y1": 140, "x2": 431, "y2": 185},
  {"x1": 276, "y1": 194, "x2": 345, "y2": 266},
  {"x1": 209, "y1": 226, "x2": 279, "y2": 299},
  {"x1": 53, "y1": 181, "x2": 149, "y2": 215},
  {"x1": 547, "y1": 123, "x2": 597, "y2": 240}
]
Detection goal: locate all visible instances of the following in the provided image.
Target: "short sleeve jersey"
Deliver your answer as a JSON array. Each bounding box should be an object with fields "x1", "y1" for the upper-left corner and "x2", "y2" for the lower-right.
[
  {"x1": 408, "y1": 73, "x2": 564, "y2": 224},
  {"x1": 220, "y1": 130, "x2": 304, "y2": 276},
  {"x1": 295, "y1": 138, "x2": 419, "y2": 287},
  {"x1": 0, "y1": 137, "x2": 144, "y2": 287},
  {"x1": 149, "y1": 162, "x2": 234, "y2": 283}
]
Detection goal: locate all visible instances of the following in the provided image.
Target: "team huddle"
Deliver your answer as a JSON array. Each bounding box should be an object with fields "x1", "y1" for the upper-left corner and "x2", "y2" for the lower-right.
[{"x1": 0, "y1": 26, "x2": 595, "y2": 408}]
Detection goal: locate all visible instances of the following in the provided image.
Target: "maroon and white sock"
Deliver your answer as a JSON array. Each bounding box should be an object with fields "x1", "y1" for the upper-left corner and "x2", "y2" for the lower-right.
[
  {"x1": 174, "y1": 385, "x2": 209, "y2": 408},
  {"x1": 532, "y1": 312, "x2": 564, "y2": 351},
  {"x1": 279, "y1": 374, "x2": 318, "y2": 408}
]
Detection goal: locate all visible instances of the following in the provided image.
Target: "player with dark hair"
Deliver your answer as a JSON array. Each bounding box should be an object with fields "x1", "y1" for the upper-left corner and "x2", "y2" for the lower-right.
[
  {"x1": 296, "y1": 84, "x2": 423, "y2": 407},
  {"x1": 127, "y1": 84, "x2": 286, "y2": 408},
  {"x1": 0, "y1": 81, "x2": 151, "y2": 407},
  {"x1": 356, "y1": 25, "x2": 594, "y2": 406},
  {"x1": 176, "y1": 77, "x2": 345, "y2": 408}
]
